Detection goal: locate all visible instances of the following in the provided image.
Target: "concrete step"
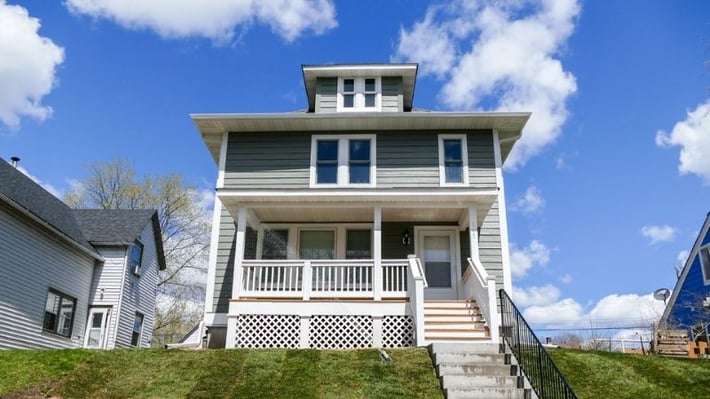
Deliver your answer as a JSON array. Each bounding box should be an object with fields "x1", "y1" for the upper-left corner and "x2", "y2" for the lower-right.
[
  {"x1": 438, "y1": 363, "x2": 515, "y2": 377},
  {"x1": 446, "y1": 387, "x2": 528, "y2": 399},
  {"x1": 425, "y1": 330, "x2": 490, "y2": 340},
  {"x1": 425, "y1": 322, "x2": 487, "y2": 331},
  {"x1": 430, "y1": 342, "x2": 502, "y2": 354},
  {"x1": 442, "y1": 374, "x2": 520, "y2": 389},
  {"x1": 434, "y1": 352, "x2": 507, "y2": 365}
]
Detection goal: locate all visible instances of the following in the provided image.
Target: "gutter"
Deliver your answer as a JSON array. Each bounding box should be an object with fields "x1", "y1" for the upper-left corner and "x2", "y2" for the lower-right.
[{"x1": 0, "y1": 194, "x2": 104, "y2": 262}]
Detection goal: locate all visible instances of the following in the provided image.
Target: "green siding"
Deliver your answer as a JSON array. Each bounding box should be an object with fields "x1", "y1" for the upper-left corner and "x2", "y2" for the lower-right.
[
  {"x1": 213, "y1": 205, "x2": 235, "y2": 313},
  {"x1": 377, "y1": 133, "x2": 440, "y2": 187},
  {"x1": 381, "y1": 77, "x2": 403, "y2": 112},
  {"x1": 479, "y1": 199, "x2": 504, "y2": 287},
  {"x1": 223, "y1": 132, "x2": 311, "y2": 189},
  {"x1": 316, "y1": 77, "x2": 337, "y2": 113},
  {"x1": 467, "y1": 132, "x2": 497, "y2": 187}
]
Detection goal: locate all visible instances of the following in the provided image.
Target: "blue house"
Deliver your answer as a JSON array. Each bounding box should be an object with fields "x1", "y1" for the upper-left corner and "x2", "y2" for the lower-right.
[{"x1": 660, "y1": 212, "x2": 710, "y2": 341}]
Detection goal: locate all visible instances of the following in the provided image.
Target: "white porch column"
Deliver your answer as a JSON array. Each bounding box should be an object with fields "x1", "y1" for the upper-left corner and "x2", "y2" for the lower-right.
[
  {"x1": 468, "y1": 207, "x2": 479, "y2": 262},
  {"x1": 231, "y1": 207, "x2": 248, "y2": 300},
  {"x1": 299, "y1": 315, "x2": 311, "y2": 349},
  {"x1": 373, "y1": 207, "x2": 383, "y2": 300},
  {"x1": 372, "y1": 314, "x2": 384, "y2": 347}
]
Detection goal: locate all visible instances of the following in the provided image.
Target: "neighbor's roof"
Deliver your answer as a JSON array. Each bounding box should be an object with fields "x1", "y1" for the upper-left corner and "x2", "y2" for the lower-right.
[
  {"x1": 0, "y1": 158, "x2": 99, "y2": 258},
  {"x1": 72, "y1": 209, "x2": 166, "y2": 270}
]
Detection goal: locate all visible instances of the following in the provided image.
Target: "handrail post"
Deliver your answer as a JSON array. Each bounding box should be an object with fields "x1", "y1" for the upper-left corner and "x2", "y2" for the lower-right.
[
  {"x1": 302, "y1": 260, "x2": 312, "y2": 300},
  {"x1": 408, "y1": 255, "x2": 427, "y2": 346}
]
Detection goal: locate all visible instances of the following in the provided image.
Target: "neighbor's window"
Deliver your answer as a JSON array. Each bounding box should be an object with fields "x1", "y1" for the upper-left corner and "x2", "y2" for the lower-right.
[
  {"x1": 438, "y1": 134, "x2": 469, "y2": 186},
  {"x1": 700, "y1": 246, "x2": 710, "y2": 283},
  {"x1": 131, "y1": 312, "x2": 144, "y2": 347},
  {"x1": 43, "y1": 289, "x2": 76, "y2": 337},
  {"x1": 129, "y1": 241, "x2": 143, "y2": 275},
  {"x1": 261, "y1": 229, "x2": 289, "y2": 260},
  {"x1": 311, "y1": 135, "x2": 375, "y2": 187},
  {"x1": 346, "y1": 230, "x2": 372, "y2": 259},
  {"x1": 338, "y1": 77, "x2": 380, "y2": 111}
]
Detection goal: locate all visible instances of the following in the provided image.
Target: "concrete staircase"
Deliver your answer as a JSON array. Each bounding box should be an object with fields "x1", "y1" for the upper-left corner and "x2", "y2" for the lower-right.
[
  {"x1": 429, "y1": 342, "x2": 532, "y2": 399},
  {"x1": 424, "y1": 300, "x2": 489, "y2": 341}
]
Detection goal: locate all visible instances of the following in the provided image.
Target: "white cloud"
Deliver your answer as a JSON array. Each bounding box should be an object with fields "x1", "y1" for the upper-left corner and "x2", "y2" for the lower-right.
[
  {"x1": 677, "y1": 250, "x2": 690, "y2": 266},
  {"x1": 394, "y1": 0, "x2": 580, "y2": 170},
  {"x1": 0, "y1": 1, "x2": 64, "y2": 129},
  {"x1": 558, "y1": 273, "x2": 572, "y2": 284},
  {"x1": 640, "y1": 225, "x2": 678, "y2": 245},
  {"x1": 656, "y1": 100, "x2": 710, "y2": 184},
  {"x1": 512, "y1": 185, "x2": 545, "y2": 214},
  {"x1": 521, "y1": 292, "x2": 666, "y2": 327},
  {"x1": 510, "y1": 240, "x2": 550, "y2": 279},
  {"x1": 64, "y1": 0, "x2": 337, "y2": 43},
  {"x1": 17, "y1": 165, "x2": 62, "y2": 198},
  {"x1": 513, "y1": 284, "x2": 560, "y2": 307}
]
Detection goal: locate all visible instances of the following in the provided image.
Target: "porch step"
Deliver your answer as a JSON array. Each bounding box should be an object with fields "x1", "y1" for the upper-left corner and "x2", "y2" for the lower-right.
[
  {"x1": 429, "y1": 343, "x2": 531, "y2": 399},
  {"x1": 424, "y1": 300, "x2": 490, "y2": 342}
]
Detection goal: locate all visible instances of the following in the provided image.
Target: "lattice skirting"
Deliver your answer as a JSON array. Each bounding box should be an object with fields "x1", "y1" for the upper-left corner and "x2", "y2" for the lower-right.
[{"x1": 231, "y1": 314, "x2": 414, "y2": 349}]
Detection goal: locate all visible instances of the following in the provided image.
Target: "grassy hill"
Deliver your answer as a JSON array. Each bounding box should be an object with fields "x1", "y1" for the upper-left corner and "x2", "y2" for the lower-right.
[{"x1": 1, "y1": 347, "x2": 710, "y2": 398}]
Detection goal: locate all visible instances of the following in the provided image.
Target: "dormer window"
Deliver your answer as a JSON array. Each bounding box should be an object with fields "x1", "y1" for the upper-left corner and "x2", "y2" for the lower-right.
[{"x1": 338, "y1": 77, "x2": 380, "y2": 111}]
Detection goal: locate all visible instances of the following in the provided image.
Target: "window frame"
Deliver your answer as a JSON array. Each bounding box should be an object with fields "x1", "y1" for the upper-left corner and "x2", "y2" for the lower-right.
[
  {"x1": 129, "y1": 240, "x2": 144, "y2": 276},
  {"x1": 131, "y1": 312, "x2": 144, "y2": 347},
  {"x1": 258, "y1": 224, "x2": 372, "y2": 260},
  {"x1": 699, "y1": 245, "x2": 710, "y2": 285},
  {"x1": 337, "y1": 77, "x2": 381, "y2": 112},
  {"x1": 310, "y1": 134, "x2": 376, "y2": 188},
  {"x1": 438, "y1": 134, "x2": 470, "y2": 186},
  {"x1": 42, "y1": 288, "x2": 77, "y2": 338}
]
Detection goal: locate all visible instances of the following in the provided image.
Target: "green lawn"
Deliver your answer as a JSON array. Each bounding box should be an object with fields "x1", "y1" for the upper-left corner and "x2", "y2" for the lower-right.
[
  {"x1": 0, "y1": 348, "x2": 443, "y2": 399},
  {"x1": 549, "y1": 348, "x2": 710, "y2": 399}
]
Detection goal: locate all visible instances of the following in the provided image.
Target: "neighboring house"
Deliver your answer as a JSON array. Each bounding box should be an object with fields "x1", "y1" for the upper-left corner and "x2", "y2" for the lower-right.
[
  {"x1": 0, "y1": 158, "x2": 166, "y2": 349},
  {"x1": 192, "y1": 63, "x2": 529, "y2": 349},
  {"x1": 660, "y1": 212, "x2": 710, "y2": 342}
]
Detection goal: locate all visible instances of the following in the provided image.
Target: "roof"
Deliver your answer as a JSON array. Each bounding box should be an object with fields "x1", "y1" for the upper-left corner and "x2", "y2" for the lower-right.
[
  {"x1": 0, "y1": 158, "x2": 98, "y2": 258},
  {"x1": 192, "y1": 111, "x2": 531, "y2": 165},
  {"x1": 72, "y1": 209, "x2": 167, "y2": 270},
  {"x1": 301, "y1": 63, "x2": 419, "y2": 112}
]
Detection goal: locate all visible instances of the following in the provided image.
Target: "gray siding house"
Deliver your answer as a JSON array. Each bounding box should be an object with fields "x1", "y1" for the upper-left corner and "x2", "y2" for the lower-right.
[
  {"x1": 0, "y1": 159, "x2": 165, "y2": 349},
  {"x1": 193, "y1": 63, "x2": 529, "y2": 349}
]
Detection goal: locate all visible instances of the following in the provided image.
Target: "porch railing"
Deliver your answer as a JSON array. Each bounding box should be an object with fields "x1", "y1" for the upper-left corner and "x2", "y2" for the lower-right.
[
  {"x1": 406, "y1": 255, "x2": 427, "y2": 346},
  {"x1": 500, "y1": 289, "x2": 577, "y2": 399},
  {"x1": 463, "y1": 258, "x2": 499, "y2": 344},
  {"x1": 241, "y1": 259, "x2": 410, "y2": 299}
]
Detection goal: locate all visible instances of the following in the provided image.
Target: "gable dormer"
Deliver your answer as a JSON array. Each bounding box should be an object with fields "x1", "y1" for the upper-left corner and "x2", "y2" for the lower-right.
[{"x1": 302, "y1": 64, "x2": 418, "y2": 113}]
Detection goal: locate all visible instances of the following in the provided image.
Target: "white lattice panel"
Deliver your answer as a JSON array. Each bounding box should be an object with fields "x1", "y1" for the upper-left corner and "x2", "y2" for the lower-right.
[
  {"x1": 309, "y1": 315, "x2": 373, "y2": 349},
  {"x1": 235, "y1": 314, "x2": 300, "y2": 348},
  {"x1": 382, "y1": 316, "x2": 414, "y2": 348}
]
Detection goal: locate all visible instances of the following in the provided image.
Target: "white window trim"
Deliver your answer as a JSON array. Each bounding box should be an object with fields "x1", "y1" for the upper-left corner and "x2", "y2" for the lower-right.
[
  {"x1": 337, "y1": 77, "x2": 382, "y2": 112},
  {"x1": 310, "y1": 134, "x2": 377, "y2": 188},
  {"x1": 259, "y1": 224, "x2": 373, "y2": 260},
  {"x1": 699, "y1": 245, "x2": 710, "y2": 285},
  {"x1": 438, "y1": 134, "x2": 470, "y2": 187}
]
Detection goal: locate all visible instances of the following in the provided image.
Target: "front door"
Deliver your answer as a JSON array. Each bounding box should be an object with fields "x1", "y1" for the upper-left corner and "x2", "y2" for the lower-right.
[
  {"x1": 84, "y1": 307, "x2": 111, "y2": 349},
  {"x1": 416, "y1": 227, "x2": 459, "y2": 299}
]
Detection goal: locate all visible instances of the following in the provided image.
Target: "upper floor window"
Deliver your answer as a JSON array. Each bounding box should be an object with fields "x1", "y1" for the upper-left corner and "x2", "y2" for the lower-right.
[
  {"x1": 311, "y1": 135, "x2": 376, "y2": 187},
  {"x1": 43, "y1": 289, "x2": 76, "y2": 337},
  {"x1": 338, "y1": 77, "x2": 380, "y2": 111},
  {"x1": 129, "y1": 241, "x2": 143, "y2": 276},
  {"x1": 700, "y1": 246, "x2": 710, "y2": 284},
  {"x1": 438, "y1": 134, "x2": 469, "y2": 186}
]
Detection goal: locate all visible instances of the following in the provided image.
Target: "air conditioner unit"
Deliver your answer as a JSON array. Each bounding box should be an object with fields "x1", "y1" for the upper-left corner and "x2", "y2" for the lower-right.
[{"x1": 133, "y1": 265, "x2": 141, "y2": 276}]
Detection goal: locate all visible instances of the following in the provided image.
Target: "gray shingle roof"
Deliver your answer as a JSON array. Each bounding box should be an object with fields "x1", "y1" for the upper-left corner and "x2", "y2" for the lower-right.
[{"x1": 0, "y1": 158, "x2": 96, "y2": 255}]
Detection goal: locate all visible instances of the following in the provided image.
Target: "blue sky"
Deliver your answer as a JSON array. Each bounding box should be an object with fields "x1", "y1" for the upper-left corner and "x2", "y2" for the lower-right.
[{"x1": 1, "y1": 0, "x2": 709, "y2": 331}]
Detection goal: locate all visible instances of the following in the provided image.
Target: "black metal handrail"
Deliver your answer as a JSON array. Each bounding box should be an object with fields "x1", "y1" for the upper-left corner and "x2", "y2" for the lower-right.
[{"x1": 500, "y1": 289, "x2": 577, "y2": 399}]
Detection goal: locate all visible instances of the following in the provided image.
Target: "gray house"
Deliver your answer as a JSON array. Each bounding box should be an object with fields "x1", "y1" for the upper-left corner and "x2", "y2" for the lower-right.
[
  {"x1": 193, "y1": 63, "x2": 529, "y2": 349},
  {"x1": 0, "y1": 158, "x2": 165, "y2": 349}
]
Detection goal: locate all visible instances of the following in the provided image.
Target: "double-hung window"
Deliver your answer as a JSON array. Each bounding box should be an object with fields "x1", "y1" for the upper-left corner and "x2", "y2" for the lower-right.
[
  {"x1": 700, "y1": 246, "x2": 710, "y2": 284},
  {"x1": 311, "y1": 135, "x2": 376, "y2": 187},
  {"x1": 438, "y1": 134, "x2": 469, "y2": 186},
  {"x1": 338, "y1": 77, "x2": 380, "y2": 111},
  {"x1": 43, "y1": 289, "x2": 76, "y2": 337},
  {"x1": 129, "y1": 241, "x2": 143, "y2": 276}
]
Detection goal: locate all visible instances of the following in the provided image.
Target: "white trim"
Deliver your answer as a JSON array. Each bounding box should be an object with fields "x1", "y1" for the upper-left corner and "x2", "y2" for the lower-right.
[
  {"x1": 231, "y1": 208, "x2": 248, "y2": 299},
  {"x1": 468, "y1": 207, "x2": 479, "y2": 262},
  {"x1": 374, "y1": 207, "x2": 382, "y2": 300},
  {"x1": 203, "y1": 195, "x2": 223, "y2": 312},
  {"x1": 216, "y1": 132, "x2": 228, "y2": 189},
  {"x1": 414, "y1": 226, "x2": 461, "y2": 300},
  {"x1": 83, "y1": 306, "x2": 111, "y2": 349},
  {"x1": 309, "y1": 134, "x2": 376, "y2": 188},
  {"x1": 337, "y1": 77, "x2": 382, "y2": 112},
  {"x1": 262, "y1": 223, "x2": 373, "y2": 260},
  {"x1": 438, "y1": 134, "x2": 470, "y2": 187},
  {"x1": 493, "y1": 130, "x2": 513, "y2": 294}
]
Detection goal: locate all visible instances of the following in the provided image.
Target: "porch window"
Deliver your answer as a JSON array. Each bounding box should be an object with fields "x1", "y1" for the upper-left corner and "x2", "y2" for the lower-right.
[
  {"x1": 700, "y1": 246, "x2": 710, "y2": 283},
  {"x1": 346, "y1": 230, "x2": 372, "y2": 259},
  {"x1": 43, "y1": 289, "x2": 76, "y2": 337},
  {"x1": 311, "y1": 135, "x2": 376, "y2": 187},
  {"x1": 438, "y1": 134, "x2": 469, "y2": 186},
  {"x1": 299, "y1": 230, "x2": 335, "y2": 259},
  {"x1": 131, "y1": 312, "x2": 144, "y2": 347},
  {"x1": 262, "y1": 229, "x2": 289, "y2": 259}
]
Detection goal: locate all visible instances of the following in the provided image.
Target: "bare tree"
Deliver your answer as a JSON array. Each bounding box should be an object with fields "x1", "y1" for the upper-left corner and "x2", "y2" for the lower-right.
[{"x1": 66, "y1": 159, "x2": 210, "y2": 344}]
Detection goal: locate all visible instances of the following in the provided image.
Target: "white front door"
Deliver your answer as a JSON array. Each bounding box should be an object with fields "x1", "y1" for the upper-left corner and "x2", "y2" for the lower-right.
[
  {"x1": 416, "y1": 227, "x2": 460, "y2": 299},
  {"x1": 84, "y1": 307, "x2": 111, "y2": 349}
]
